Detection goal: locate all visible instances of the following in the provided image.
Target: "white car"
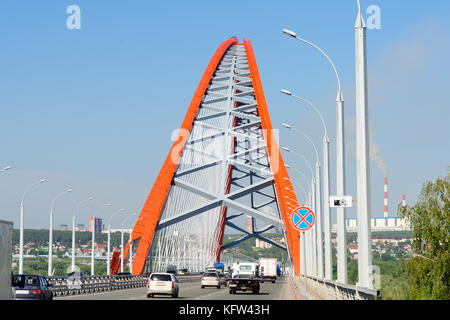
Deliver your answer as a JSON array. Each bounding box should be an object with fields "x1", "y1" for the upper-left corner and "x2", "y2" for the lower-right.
[
  {"x1": 201, "y1": 272, "x2": 221, "y2": 289},
  {"x1": 147, "y1": 273, "x2": 179, "y2": 298}
]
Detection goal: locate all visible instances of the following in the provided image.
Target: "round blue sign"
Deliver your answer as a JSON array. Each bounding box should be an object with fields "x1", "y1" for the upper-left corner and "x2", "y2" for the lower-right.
[{"x1": 290, "y1": 206, "x2": 315, "y2": 232}]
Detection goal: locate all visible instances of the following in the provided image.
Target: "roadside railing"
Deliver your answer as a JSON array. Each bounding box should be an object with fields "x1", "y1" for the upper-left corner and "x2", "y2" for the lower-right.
[
  {"x1": 294, "y1": 275, "x2": 381, "y2": 300},
  {"x1": 45, "y1": 274, "x2": 202, "y2": 297}
]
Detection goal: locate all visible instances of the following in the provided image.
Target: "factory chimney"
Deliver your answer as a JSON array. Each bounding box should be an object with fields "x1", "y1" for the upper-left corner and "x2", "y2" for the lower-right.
[{"x1": 384, "y1": 177, "x2": 388, "y2": 217}]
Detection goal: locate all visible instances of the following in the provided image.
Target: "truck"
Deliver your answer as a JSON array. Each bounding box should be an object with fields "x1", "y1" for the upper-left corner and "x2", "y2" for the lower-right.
[
  {"x1": 213, "y1": 262, "x2": 224, "y2": 274},
  {"x1": 228, "y1": 261, "x2": 262, "y2": 294},
  {"x1": 0, "y1": 220, "x2": 14, "y2": 300},
  {"x1": 259, "y1": 258, "x2": 277, "y2": 283}
]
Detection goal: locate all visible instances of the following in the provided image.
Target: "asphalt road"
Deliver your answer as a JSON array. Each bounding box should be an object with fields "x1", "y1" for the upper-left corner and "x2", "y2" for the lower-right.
[{"x1": 55, "y1": 276, "x2": 304, "y2": 300}]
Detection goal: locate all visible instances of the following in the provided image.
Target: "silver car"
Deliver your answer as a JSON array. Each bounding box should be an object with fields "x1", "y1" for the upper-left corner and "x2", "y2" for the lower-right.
[
  {"x1": 201, "y1": 272, "x2": 221, "y2": 289},
  {"x1": 147, "y1": 273, "x2": 179, "y2": 298}
]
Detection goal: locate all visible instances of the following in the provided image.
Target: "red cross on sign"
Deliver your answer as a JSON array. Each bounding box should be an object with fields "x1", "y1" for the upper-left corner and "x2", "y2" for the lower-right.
[{"x1": 290, "y1": 206, "x2": 315, "y2": 232}]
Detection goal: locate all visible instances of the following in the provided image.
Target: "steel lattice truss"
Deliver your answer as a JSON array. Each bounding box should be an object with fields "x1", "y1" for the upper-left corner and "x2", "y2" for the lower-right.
[
  {"x1": 117, "y1": 38, "x2": 301, "y2": 276},
  {"x1": 149, "y1": 45, "x2": 285, "y2": 272}
]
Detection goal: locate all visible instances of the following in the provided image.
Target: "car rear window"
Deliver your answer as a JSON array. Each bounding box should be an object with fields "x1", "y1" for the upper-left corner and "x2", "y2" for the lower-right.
[
  {"x1": 204, "y1": 273, "x2": 217, "y2": 277},
  {"x1": 151, "y1": 274, "x2": 172, "y2": 281},
  {"x1": 14, "y1": 275, "x2": 40, "y2": 287}
]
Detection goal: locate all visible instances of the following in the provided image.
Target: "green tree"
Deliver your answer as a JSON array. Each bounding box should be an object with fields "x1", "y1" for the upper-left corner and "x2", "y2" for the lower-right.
[{"x1": 400, "y1": 174, "x2": 449, "y2": 300}]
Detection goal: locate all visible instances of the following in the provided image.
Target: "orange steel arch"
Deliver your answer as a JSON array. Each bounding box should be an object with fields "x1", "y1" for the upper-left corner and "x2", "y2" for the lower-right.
[
  {"x1": 243, "y1": 39, "x2": 301, "y2": 276},
  {"x1": 119, "y1": 37, "x2": 239, "y2": 275},
  {"x1": 119, "y1": 37, "x2": 301, "y2": 276}
]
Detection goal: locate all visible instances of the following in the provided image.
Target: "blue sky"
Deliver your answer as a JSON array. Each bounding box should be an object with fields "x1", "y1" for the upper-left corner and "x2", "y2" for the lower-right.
[{"x1": 0, "y1": 1, "x2": 449, "y2": 230}]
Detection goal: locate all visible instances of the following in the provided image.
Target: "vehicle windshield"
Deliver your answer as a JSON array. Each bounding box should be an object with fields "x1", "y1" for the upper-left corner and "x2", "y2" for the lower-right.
[
  {"x1": 151, "y1": 274, "x2": 172, "y2": 281},
  {"x1": 240, "y1": 265, "x2": 252, "y2": 271},
  {"x1": 204, "y1": 273, "x2": 217, "y2": 277}
]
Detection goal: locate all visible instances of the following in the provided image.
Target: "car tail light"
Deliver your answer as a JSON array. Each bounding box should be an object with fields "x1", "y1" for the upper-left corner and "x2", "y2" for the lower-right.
[
  {"x1": 30, "y1": 289, "x2": 42, "y2": 294},
  {"x1": 201, "y1": 277, "x2": 205, "y2": 281},
  {"x1": 171, "y1": 281, "x2": 174, "y2": 289},
  {"x1": 216, "y1": 278, "x2": 219, "y2": 281}
]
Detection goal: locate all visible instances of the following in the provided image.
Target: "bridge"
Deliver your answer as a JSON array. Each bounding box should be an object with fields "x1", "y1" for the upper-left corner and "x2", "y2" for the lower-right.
[
  {"x1": 10, "y1": 4, "x2": 380, "y2": 301},
  {"x1": 73, "y1": 34, "x2": 377, "y2": 300}
]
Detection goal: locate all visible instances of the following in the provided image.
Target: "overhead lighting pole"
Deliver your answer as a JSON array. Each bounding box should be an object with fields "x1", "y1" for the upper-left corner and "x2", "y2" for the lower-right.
[
  {"x1": 121, "y1": 213, "x2": 137, "y2": 273},
  {"x1": 281, "y1": 145, "x2": 317, "y2": 277},
  {"x1": 71, "y1": 197, "x2": 94, "y2": 273},
  {"x1": 19, "y1": 178, "x2": 47, "y2": 274},
  {"x1": 355, "y1": 0, "x2": 373, "y2": 289},
  {"x1": 283, "y1": 28, "x2": 347, "y2": 284},
  {"x1": 107, "y1": 208, "x2": 125, "y2": 275},
  {"x1": 282, "y1": 123, "x2": 323, "y2": 278},
  {"x1": 281, "y1": 91, "x2": 332, "y2": 280},
  {"x1": 48, "y1": 188, "x2": 73, "y2": 276},
  {"x1": 0, "y1": 166, "x2": 12, "y2": 174}
]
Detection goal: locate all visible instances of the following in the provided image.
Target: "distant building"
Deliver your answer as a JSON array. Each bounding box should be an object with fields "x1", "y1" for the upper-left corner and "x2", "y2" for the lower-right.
[
  {"x1": 255, "y1": 238, "x2": 272, "y2": 249},
  {"x1": 332, "y1": 216, "x2": 410, "y2": 233},
  {"x1": 89, "y1": 217, "x2": 103, "y2": 232},
  {"x1": 245, "y1": 216, "x2": 253, "y2": 233},
  {"x1": 76, "y1": 224, "x2": 85, "y2": 231},
  {"x1": 59, "y1": 224, "x2": 68, "y2": 230}
]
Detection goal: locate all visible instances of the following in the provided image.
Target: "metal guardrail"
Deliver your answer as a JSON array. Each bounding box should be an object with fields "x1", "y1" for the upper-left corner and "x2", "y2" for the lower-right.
[
  {"x1": 296, "y1": 275, "x2": 381, "y2": 300},
  {"x1": 45, "y1": 274, "x2": 202, "y2": 297}
]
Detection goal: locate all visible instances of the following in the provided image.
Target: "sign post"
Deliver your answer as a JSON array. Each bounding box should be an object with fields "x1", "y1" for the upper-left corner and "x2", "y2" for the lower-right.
[{"x1": 291, "y1": 206, "x2": 315, "y2": 299}]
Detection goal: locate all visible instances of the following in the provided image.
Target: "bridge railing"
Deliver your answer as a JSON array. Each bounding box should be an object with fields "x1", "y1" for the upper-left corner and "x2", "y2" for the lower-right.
[
  {"x1": 45, "y1": 274, "x2": 202, "y2": 297},
  {"x1": 45, "y1": 275, "x2": 148, "y2": 296},
  {"x1": 295, "y1": 275, "x2": 381, "y2": 300}
]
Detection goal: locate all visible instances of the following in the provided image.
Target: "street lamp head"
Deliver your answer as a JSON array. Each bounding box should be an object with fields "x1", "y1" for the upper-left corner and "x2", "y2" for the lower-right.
[
  {"x1": 283, "y1": 29, "x2": 297, "y2": 37},
  {"x1": 282, "y1": 147, "x2": 291, "y2": 152},
  {"x1": 285, "y1": 164, "x2": 291, "y2": 169},
  {"x1": 105, "y1": 203, "x2": 112, "y2": 207},
  {"x1": 67, "y1": 189, "x2": 73, "y2": 193},
  {"x1": 3, "y1": 166, "x2": 12, "y2": 171},
  {"x1": 40, "y1": 179, "x2": 47, "y2": 183},
  {"x1": 281, "y1": 89, "x2": 292, "y2": 96},
  {"x1": 281, "y1": 123, "x2": 292, "y2": 129},
  {"x1": 88, "y1": 197, "x2": 94, "y2": 200}
]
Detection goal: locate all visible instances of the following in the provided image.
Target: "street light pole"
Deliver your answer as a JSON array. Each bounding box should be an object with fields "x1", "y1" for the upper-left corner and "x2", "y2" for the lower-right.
[
  {"x1": 282, "y1": 123, "x2": 323, "y2": 278},
  {"x1": 281, "y1": 91, "x2": 332, "y2": 280},
  {"x1": 19, "y1": 178, "x2": 47, "y2": 274},
  {"x1": 91, "y1": 203, "x2": 112, "y2": 275},
  {"x1": 127, "y1": 216, "x2": 143, "y2": 274},
  {"x1": 0, "y1": 166, "x2": 12, "y2": 174},
  {"x1": 71, "y1": 197, "x2": 94, "y2": 272},
  {"x1": 355, "y1": 0, "x2": 373, "y2": 289},
  {"x1": 48, "y1": 188, "x2": 73, "y2": 276},
  {"x1": 121, "y1": 213, "x2": 137, "y2": 273},
  {"x1": 283, "y1": 27, "x2": 347, "y2": 284},
  {"x1": 107, "y1": 208, "x2": 125, "y2": 275}
]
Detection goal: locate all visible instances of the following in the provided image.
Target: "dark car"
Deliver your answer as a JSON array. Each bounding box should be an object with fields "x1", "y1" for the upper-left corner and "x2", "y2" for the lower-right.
[
  {"x1": 13, "y1": 274, "x2": 53, "y2": 300},
  {"x1": 166, "y1": 265, "x2": 177, "y2": 275}
]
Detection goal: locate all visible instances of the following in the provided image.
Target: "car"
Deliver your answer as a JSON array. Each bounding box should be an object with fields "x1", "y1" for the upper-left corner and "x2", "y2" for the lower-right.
[
  {"x1": 218, "y1": 273, "x2": 228, "y2": 287},
  {"x1": 13, "y1": 274, "x2": 54, "y2": 300},
  {"x1": 201, "y1": 272, "x2": 221, "y2": 289},
  {"x1": 178, "y1": 268, "x2": 189, "y2": 275},
  {"x1": 166, "y1": 265, "x2": 177, "y2": 275},
  {"x1": 147, "y1": 273, "x2": 179, "y2": 298}
]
